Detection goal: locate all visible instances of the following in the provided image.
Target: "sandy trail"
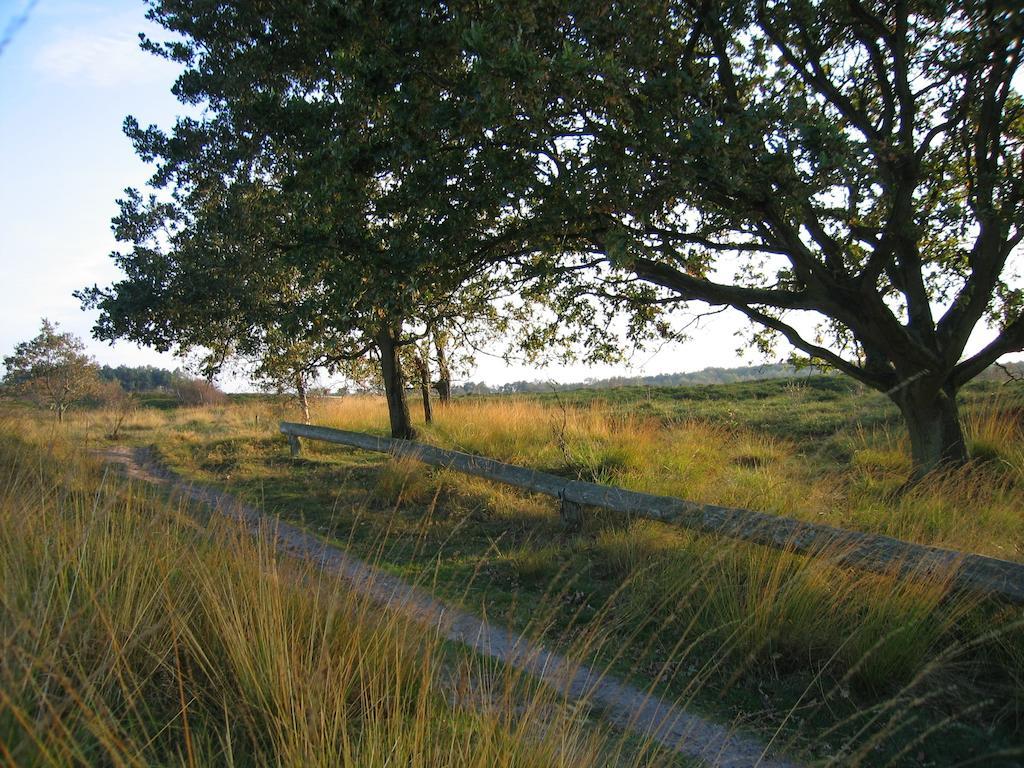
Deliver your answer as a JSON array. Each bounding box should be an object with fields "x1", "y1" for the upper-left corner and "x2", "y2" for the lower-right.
[{"x1": 97, "y1": 446, "x2": 799, "y2": 768}]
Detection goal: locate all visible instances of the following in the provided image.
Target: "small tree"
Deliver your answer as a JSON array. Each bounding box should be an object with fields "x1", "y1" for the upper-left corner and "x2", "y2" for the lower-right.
[
  {"x1": 249, "y1": 336, "x2": 342, "y2": 425},
  {"x1": 411, "y1": 342, "x2": 434, "y2": 425},
  {"x1": 256, "y1": 360, "x2": 318, "y2": 425},
  {"x1": 432, "y1": 329, "x2": 453, "y2": 406},
  {"x1": 86, "y1": 380, "x2": 138, "y2": 440},
  {"x1": 2, "y1": 320, "x2": 100, "y2": 421}
]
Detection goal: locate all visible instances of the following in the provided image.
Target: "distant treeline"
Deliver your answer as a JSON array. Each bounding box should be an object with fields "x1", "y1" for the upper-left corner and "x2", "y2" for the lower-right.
[
  {"x1": 454, "y1": 360, "x2": 1024, "y2": 395},
  {"x1": 99, "y1": 365, "x2": 176, "y2": 392},
  {"x1": 97, "y1": 365, "x2": 228, "y2": 405},
  {"x1": 96, "y1": 359, "x2": 1024, "y2": 399},
  {"x1": 453, "y1": 362, "x2": 828, "y2": 395}
]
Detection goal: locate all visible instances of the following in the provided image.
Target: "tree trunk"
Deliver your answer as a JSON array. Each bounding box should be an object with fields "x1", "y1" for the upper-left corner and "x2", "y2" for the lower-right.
[
  {"x1": 433, "y1": 331, "x2": 451, "y2": 405},
  {"x1": 416, "y1": 351, "x2": 433, "y2": 424},
  {"x1": 296, "y1": 377, "x2": 310, "y2": 424},
  {"x1": 377, "y1": 326, "x2": 416, "y2": 439},
  {"x1": 890, "y1": 382, "x2": 968, "y2": 479}
]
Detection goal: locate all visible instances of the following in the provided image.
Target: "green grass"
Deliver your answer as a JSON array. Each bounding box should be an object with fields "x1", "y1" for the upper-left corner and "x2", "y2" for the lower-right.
[{"x1": 10, "y1": 376, "x2": 1024, "y2": 766}]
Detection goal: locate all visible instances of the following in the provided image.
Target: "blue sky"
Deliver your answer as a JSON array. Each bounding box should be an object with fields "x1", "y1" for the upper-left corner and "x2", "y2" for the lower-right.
[
  {"x1": 0, "y1": 0, "x2": 183, "y2": 367},
  {"x1": 1, "y1": 0, "x2": 1018, "y2": 389}
]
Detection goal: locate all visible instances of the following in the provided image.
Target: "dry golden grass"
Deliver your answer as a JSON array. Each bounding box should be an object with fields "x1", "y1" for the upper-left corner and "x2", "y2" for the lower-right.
[
  {"x1": 0, "y1": 421, "x2": 666, "y2": 767},
  {"x1": 319, "y1": 394, "x2": 1024, "y2": 560},
  {"x1": 12, "y1": 386, "x2": 1024, "y2": 764}
]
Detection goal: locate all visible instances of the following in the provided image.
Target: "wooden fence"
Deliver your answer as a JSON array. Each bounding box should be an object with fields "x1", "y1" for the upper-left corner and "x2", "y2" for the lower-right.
[{"x1": 280, "y1": 421, "x2": 1024, "y2": 605}]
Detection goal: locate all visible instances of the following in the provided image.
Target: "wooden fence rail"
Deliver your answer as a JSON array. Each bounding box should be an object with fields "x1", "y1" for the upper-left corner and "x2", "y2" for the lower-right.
[{"x1": 280, "y1": 421, "x2": 1024, "y2": 605}]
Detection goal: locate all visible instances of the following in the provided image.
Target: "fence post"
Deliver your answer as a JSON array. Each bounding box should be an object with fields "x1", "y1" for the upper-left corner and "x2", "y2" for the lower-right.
[{"x1": 558, "y1": 490, "x2": 583, "y2": 530}]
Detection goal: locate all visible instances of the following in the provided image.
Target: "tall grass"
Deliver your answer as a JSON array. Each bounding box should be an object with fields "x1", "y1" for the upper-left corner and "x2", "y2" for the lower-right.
[
  {"x1": 0, "y1": 425, "x2": 655, "y2": 767},
  {"x1": 312, "y1": 393, "x2": 1024, "y2": 760},
  {"x1": 304, "y1": 393, "x2": 1024, "y2": 561},
  {"x1": 19, "y1": 384, "x2": 1024, "y2": 764}
]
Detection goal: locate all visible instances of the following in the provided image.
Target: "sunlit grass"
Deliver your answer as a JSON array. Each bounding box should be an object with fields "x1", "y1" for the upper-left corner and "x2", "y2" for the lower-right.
[
  {"x1": 336, "y1": 392, "x2": 1024, "y2": 561},
  {"x1": 0, "y1": 423, "x2": 663, "y2": 767},
  {"x1": 12, "y1": 379, "x2": 1024, "y2": 764}
]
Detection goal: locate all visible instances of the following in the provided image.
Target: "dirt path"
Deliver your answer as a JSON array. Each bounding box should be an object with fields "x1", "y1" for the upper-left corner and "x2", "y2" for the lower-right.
[{"x1": 98, "y1": 446, "x2": 799, "y2": 768}]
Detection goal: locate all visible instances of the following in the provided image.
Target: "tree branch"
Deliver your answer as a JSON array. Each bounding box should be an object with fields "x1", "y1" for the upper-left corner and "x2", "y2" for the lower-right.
[
  {"x1": 734, "y1": 303, "x2": 889, "y2": 389},
  {"x1": 952, "y1": 315, "x2": 1024, "y2": 388},
  {"x1": 630, "y1": 256, "x2": 817, "y2": 309}
]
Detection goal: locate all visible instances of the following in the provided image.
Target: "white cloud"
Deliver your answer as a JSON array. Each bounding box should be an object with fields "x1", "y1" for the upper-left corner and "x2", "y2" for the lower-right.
[{"x1": 33, "y1": 18, "x2": 177, "y2": 87}]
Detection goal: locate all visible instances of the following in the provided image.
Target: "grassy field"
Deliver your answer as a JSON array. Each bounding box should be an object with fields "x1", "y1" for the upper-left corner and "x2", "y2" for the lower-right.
[
  {"x1": 0, "y1": 418, "x2": 682, "y2": 767},
  {"x1": 4, "y1": 375, "x2": 1024, "y2": 766}
]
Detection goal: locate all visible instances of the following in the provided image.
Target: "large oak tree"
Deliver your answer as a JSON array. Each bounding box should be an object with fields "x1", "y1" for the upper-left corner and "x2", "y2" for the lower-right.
[{"x1": 470, "y1": 0, "x2": 1024, "y2": 476}]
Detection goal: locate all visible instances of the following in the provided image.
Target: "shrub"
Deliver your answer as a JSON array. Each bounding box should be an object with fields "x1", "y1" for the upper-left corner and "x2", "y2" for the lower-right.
[{"x1": 172, "y1": 375, "x2": 228, "y2": 406}]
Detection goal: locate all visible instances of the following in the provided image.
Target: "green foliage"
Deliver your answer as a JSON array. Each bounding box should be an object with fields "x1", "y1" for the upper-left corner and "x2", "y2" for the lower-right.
[
  {"x1": 77, "y1": 0, "x2": 555, "y2": 439},
  {"x1": 98, "y1": 363, "x2": 174, "y2": 391},
  {"x1": 77, "y1": 0, "x2": 1024, "y2": 472}
]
